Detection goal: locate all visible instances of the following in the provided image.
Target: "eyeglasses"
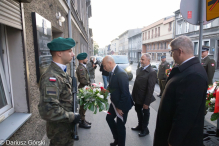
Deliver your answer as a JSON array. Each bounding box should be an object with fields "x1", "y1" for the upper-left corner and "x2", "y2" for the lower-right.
[{"x1": 169, "y1": 48, "x2": 179, "y2": 56}]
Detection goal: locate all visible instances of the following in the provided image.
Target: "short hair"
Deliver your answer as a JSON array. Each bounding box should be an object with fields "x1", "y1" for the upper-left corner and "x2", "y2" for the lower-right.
[
  {"x1": 170, "y1": 35, "x2": 194, "y2": 54},
  {"x1": 50, "y1": 50, "x2": 56, "y2": 57},
  {"x1": 143, "y1": 53, "x2": 151, "y2": 61}
]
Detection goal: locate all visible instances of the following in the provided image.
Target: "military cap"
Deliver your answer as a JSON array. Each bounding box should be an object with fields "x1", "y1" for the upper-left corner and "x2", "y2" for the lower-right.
[
  {"x1": 47, "y1": 37, "x2": 75, "y2": 51},
  {"x1": 202, "y1": 46, "x2": 210, "y2": 52},
  {"x1": 161, "y1": 55, "x2": 166, "y2": 59},
  {"x1": 77, "y1": 53, "x2": 87, "y2": 60}
]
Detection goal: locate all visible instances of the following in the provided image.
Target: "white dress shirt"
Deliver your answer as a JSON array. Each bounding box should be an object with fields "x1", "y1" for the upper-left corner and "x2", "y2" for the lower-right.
[
  {"x1": 53, "y1": 61, "x2": 67, "y2": 72},
  {"x1": 180, "y1": 56, "x2": 195, "y2": 65}
]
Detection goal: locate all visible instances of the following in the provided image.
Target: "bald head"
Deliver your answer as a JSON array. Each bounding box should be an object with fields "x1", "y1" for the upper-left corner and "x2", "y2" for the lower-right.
[{"x1": 102, "y1": 56, "x2": 116, "y2": 72}]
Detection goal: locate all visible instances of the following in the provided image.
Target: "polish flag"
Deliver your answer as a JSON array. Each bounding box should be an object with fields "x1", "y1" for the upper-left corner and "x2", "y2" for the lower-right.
[{"x1": 49, "y1": 77, "x2": 56, "y2": 82}]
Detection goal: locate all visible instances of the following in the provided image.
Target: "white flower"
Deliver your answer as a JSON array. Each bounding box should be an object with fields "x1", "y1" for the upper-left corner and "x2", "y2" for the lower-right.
[
  {"x1": 210, "y1": 98, "x2": 216, "y2": 103},
  {"x1": 97, "y1": 88, "x2": 101, "y2": 92},
  {"x1": 97, "y1": 93, "x2": 101, "y2": 96},
  {"x1": 99, "y1": 95, "x2": 104, "y2": 99},
  {"x1": 93, "y1": 88, "x2": 97, "y2": 92},
  {"x1": 81, "y1": 96, "x2": 84, "y2": 98}
]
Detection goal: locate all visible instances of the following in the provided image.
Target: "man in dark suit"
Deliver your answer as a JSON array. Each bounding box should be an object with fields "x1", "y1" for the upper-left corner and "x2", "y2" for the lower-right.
[
  {"x1": 154, "y1": 36, "x2": 208, "y2": 146},
  {"x1": 131, "y1": 53, "x2": 157, "y2": 137},
  {"x1": 102, "y1": 56, "x2": 134, "y2": 146}
]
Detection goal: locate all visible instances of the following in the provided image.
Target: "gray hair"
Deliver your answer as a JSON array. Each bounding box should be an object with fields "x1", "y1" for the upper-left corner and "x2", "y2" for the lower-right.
[
  {"x1": 142, "y1": 53, "x2": 151, "y2": 61},
  {"x1": 170, "y1": 35, "x2": 194, "y2": 54}
]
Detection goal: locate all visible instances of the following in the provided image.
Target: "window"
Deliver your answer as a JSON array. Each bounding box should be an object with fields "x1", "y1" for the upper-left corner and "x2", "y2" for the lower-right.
[
  {"x1": 158, "y1": 27, "x2": 160, "y2": 36},
  {"x1": 155, "y1": 28, "x2": 157, "y2": 37},
  {"x1": 185, "y1": 22, "x2": 189, "y2": 33},
  {"x1": 148, "y1": 31, "x2": 150, "y2": 39},
  {"x1": 157, "y1": 43, "x2": 159, "y2": 49},
  {"x1": 195, "y1": 25, "x2": 199, "y2": 31},
  {"x1": 178, "y1": 23, "x2": 182, "y2": 34},
  {"x1": 194, "y1": 42, "x2": 198, "y2": 55},
  {"x1": 205, "y1": 23, "x2": 211, "y2": 29},
  {"x1": 152, "y1": 29, "x2": 153, "y2": 38},
  {"x1": 204, "y1": 41, "x2": 209, "y2": 46},
  {"x1": 142, "y1": 32, "x2": 144, "y2": 40},
  {"x1": 145, "y1": 32, "x2": 147, "y2": 40},
  {"x1": 0, "y1": 25, "x2": 13, "y2": 118},
  {"x1": 168, "y1": 22, "x2": 172, "y2": 31}
]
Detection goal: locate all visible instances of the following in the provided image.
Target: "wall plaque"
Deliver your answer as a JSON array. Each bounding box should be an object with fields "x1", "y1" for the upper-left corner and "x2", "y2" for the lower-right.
[{"x1": 32, "y1": 12, "x2": 52, "y2": 82}]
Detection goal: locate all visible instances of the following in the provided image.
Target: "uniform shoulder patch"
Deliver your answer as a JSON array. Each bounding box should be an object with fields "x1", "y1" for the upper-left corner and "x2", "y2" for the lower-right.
[
  {"x1": 46, "y1": 86, "x2": 58, "y2": 96},
  {"x1": 212, "y1": 63, "x2": 215, "y2": 66},
  {"x1": 80, "y1": 68, "x2": 83, "y2": 71},
  {"x1": 49, "y1": 77, "x2": 56, "y2": 82}
]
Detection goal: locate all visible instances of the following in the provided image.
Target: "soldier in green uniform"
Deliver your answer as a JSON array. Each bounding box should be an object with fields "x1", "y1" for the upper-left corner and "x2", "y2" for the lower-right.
[
  {"x1": 157, "y1": 55, "x2": 170, "y2": 97},
  {"x1": 76, "y1": 53, "x2": 92, "y2": 129},
  {"x1": 38, "y1": 37, "x2": 81, "y2": 146},
  {"x1": 201, "y1": 46, "x2": 216, "y2": 85}
]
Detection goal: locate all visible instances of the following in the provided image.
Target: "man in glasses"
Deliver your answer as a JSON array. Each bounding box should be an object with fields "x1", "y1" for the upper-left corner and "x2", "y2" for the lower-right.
[
  {"x1": 201, "y1": 46, "x2": 215, "y2": 85},
  {"x1": 154, "y1": 36, "x2": 208, "y2": 146},
  {"x1": 157, "y1": 55, "x2": 170, "y2": 97}
]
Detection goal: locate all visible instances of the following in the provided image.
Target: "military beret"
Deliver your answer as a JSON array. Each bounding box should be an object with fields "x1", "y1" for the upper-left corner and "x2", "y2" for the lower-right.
[
  {"x1": 77, "y1": 53, "x2": 87, "y2": 60},
  {"x1": 47, "y1": 37, "x2": 75, "y2": 51},
  {"x1": 202, "y1": 47, "x2": 209, "y2": 52},
  {"x1": 161, "y1": 55, "x2": 166, "y2": 59}
]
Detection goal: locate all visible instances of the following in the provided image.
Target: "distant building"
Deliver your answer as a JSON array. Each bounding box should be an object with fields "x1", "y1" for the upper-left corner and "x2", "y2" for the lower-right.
[
  {"x1": 111, "y1": 38, "x2": 119, "y2": 55},
  {"x1": 128, "y1": 30, "x2": 142, "y2": 62},
  {"x1": 119, "y1": 28, "x2": 142, "y2": 56},
  {"x1": 174, "y1": 9, "x2": 219, "y2": 69},
  {"x1": 142, "y1": 16, "x2": 175, "y2": 63}
]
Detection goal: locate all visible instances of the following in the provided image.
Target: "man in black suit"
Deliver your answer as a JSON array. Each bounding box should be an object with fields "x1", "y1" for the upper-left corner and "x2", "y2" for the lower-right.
[
  {"x1": 102, "y1": 56, "x2": 134, "y2": 146},
  {"x1": 154, "y1": 36, "x2": 208, "y2": 146},
  {"x1": 131, "y1": 53, "x2": 157, "y2": 137}
]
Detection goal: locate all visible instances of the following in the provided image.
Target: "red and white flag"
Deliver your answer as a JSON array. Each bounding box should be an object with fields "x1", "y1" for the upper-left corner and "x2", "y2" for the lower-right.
[{"x1": 49, "y1": 77, "x2": 56, "y2": 82}]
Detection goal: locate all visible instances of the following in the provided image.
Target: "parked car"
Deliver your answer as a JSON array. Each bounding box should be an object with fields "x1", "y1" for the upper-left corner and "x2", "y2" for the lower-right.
[{"x1": 110, "y1": 55, "x2": 133, "y2": 81}]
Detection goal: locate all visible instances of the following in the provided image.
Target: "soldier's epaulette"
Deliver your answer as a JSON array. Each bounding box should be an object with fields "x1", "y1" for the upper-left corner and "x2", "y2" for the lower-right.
[{"x1": 49, "y1": 77, "x2": 56, "y2": 82}]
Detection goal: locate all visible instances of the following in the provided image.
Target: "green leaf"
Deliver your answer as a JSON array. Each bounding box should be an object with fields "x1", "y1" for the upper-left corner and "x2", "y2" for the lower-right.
[
  {"x1": 105, "y1": 102, "x2": 109, "y2": 110},
  {"x1": 88, "y1": 102, "x2": 94, "y2": 111},
  {"x1": 84, "y1": 102, "x2": 90, "y2": 110},
  {"x1": 94, "y1": 106, "x2": 97, "y2": 114},
  {"x1": 211, "y1": 113, "x2": 219, "y2": 121},
  {"x1": 206, "y1": 101, "x2": 210, "y2": 107}
]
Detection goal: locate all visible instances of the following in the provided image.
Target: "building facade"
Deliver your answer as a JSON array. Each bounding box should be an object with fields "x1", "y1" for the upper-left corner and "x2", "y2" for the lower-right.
[
  {"x1": 111, "y1": 38, "x2": 119, "y2": 55},
  {"x1": 142, "y1": 16, "x2": 175, "y2": 63},
  {"x1": 118, "y1": 30, "x2": 129, "y2": 55},
  {"x1": 174, "y1": 10, "x2": 219, "y2": 69},
  {"x1": 128, "y1": 30, "x2": 142, "y2": 62},
  {"x1": 0, "y1": 0, "x2": 93, "y2": 144}
]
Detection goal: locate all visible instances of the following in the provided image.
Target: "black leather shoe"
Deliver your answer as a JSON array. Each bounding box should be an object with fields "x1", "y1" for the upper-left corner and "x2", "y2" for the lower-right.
[
  {"x1": 131, "y1": 125, "x2": 142, "y2": 131},
  {"x1": 79, "y1": 121, "x2": 91, "y2": 129},
  {"x1": 110, "y1": 139, "x2": 118, "y2": 146},
  {"x1": 138, "y1": 129, "x2": 149, "y2": 137},
  {"x1": 85, "y1": 120, "x2": 92, "y2": 125}
]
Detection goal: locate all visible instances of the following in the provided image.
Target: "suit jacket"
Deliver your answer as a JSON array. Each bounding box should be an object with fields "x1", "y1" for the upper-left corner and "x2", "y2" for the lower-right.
[
  {"x1": 201, "y1": 56, "x2": 216, "y2": 85},
  {"x1": 154, "y1": 57, "x2": 208, "y2": 146},
  {"x1": 109, "y1": 65, "x2": 134, "y2": 111},
  {"x1": 132, "y1": 65, "x2": 157, "y2": 105}
]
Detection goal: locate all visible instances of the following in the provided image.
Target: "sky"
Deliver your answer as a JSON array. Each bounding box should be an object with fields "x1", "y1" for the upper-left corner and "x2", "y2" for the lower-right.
[{"x1": 89, "y1": 0, "x2": 181, "y2": 48}]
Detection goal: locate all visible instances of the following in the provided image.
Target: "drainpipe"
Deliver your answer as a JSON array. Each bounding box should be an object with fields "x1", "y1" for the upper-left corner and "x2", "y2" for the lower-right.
[{"x1": 67, "y1": 0, "x2": 73, "y2": 77}]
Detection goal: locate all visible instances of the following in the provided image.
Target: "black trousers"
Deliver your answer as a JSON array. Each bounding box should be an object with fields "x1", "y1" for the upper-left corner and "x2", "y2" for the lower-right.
[
  {"x1": 135, "y1": 104, "x2": 150, "y2": 130},
  {"x1": 106, "y1": 104, "x2": 128, "y2": 146}
]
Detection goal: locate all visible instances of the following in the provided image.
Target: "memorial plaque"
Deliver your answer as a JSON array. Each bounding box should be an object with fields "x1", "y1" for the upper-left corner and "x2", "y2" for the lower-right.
[{"x1": 32, "y1": 12, "x2": 52, "y2": 82}]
